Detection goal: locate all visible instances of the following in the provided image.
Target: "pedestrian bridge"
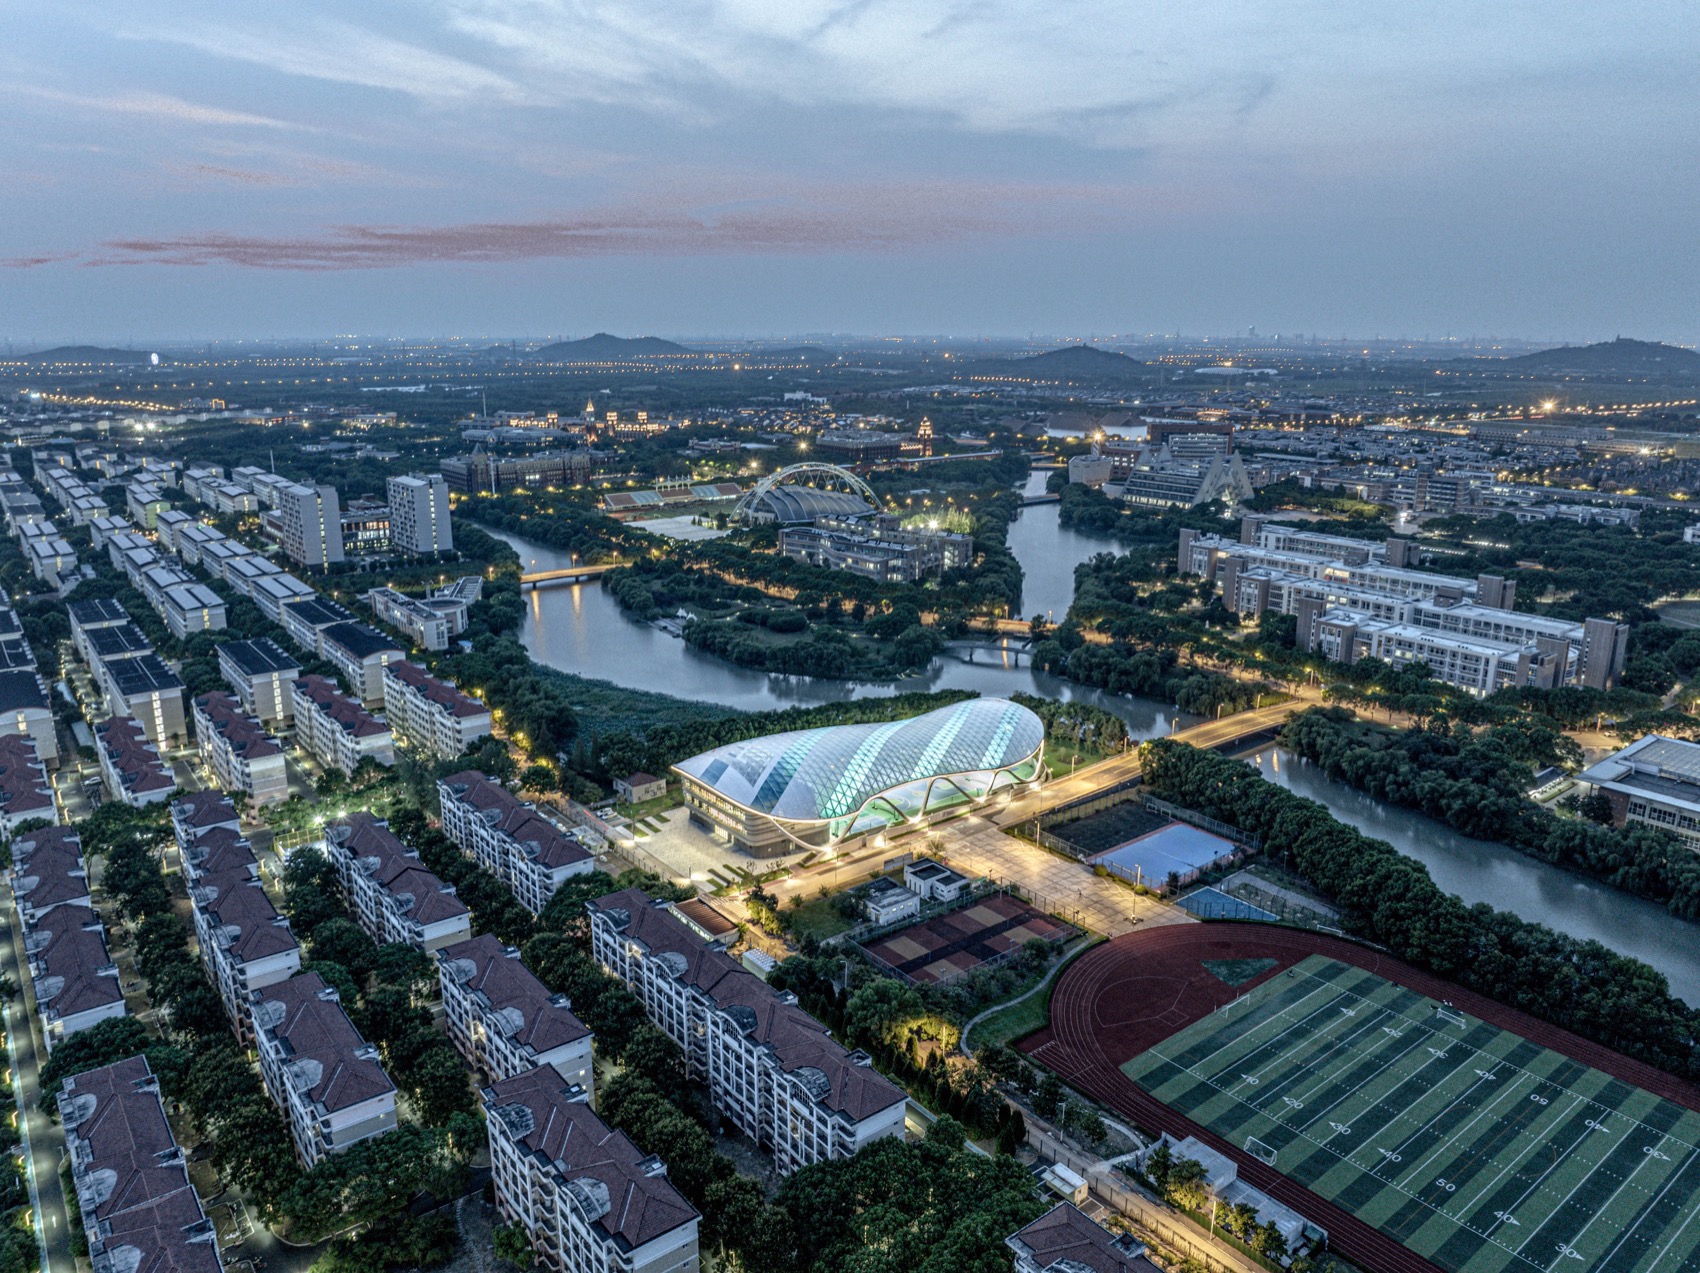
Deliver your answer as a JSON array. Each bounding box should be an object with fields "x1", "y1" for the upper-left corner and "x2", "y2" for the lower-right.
[{"x1": 519, "y1": 564, "x2": 617, "y2": 590}]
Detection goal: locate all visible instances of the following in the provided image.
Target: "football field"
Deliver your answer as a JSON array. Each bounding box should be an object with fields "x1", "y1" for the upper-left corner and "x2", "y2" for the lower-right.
[{"x1": 1124, "y1": 955, "x2": 1700, "y2": 1273}]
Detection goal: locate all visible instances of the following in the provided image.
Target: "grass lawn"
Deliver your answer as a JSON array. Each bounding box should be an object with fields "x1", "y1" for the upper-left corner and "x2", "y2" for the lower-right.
[
  {"x1": 1042, "y1": 739, "x2": 1118, "y2": 777},
  {"x1": 968, "y1": 936, "x2": 1103, "y2": 1053},
  {"x1": 784, "y1": 895, "x2": 858, "y2": 942}
]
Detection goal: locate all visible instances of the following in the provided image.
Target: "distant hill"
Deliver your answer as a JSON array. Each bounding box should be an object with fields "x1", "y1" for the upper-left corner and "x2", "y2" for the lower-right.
[
  {"x1": 22, "y1": 345, "x2": 159, "y2": 364},
  {"x1": 1495, "y1": 337, "x2": 1700, "y2": 378},
  {"x1": 531, "y1": 333, "x2": 692, "y2": 361},
  {"x1": 975, "y1": 344, "x2": 1146, "y2": 383}
]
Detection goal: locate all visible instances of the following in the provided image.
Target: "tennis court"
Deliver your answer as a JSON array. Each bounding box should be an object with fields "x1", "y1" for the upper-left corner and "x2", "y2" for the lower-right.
[
  {"x1": 860, "y1": 894, "x2": 1071, "y2": 985},
  {"x1": 1124, "y1": 955, "x2": 1700, "y2": 1273}
]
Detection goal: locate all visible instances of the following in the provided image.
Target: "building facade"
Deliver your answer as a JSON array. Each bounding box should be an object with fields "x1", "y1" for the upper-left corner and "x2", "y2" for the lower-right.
[
  {"x1": 193, "y1": 692, "x2": 290, "y2": 805},
  {"x1": 318, "y1": 813, "x2": 472, "y2": 952},
  {"x1": 437, "y1": 771, "x2": 595, "y2": 913},
  {"x1": 291, "y1": 674, "x2": 396, "y2": 775},
  {"x1": 188, "y1": 868, "x2": 301, "y2": 1043},
  {"x1": 437, "y1": 934, "x2": 594, "y2": 1091},
  {"x1": 388, "y1": 473, "x2": 454, "y2": 555},
  {"x1": 384, "y1": 660, "x2": 493, "y2": 759}
]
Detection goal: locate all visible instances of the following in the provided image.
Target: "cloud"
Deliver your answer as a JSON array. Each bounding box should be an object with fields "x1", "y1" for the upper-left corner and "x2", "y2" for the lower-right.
[
  {"x1": 66, "y1": 182, "x2": 1134, "y2": 270},
  {"x1": 11, "y1": 86, "x2": 300, "y2": 129}
]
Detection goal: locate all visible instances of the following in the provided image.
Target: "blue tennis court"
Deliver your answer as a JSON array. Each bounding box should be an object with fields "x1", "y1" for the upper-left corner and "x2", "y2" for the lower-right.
[
  {"x1": 1177, "y1": 886, "x2": 1277, "y2": 921},
  {"x1": 1089, "y1": 821, "x2": 1238, "y2": 891}
]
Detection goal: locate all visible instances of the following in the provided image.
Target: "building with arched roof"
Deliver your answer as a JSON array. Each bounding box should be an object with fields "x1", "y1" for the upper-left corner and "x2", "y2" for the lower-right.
[{"x1": 674, "y1": 697, "x2": 1045, "y2": 856}]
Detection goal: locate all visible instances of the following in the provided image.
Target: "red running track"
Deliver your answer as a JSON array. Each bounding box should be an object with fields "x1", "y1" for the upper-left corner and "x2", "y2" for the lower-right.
[{"x1": 1020, "y1": 923, "x2": 1700, "y2": 1273}]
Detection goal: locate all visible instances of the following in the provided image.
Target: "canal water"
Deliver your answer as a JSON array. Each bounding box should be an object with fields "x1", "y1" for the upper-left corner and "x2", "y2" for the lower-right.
[{"x1": 1251, "y1": 746, "x2": 1700, "y2": 1006}]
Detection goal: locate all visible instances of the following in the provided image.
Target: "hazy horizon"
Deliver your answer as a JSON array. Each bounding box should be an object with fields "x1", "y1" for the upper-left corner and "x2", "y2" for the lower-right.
[{"x1": 5, "y1": 2, "x2": 1696, "y2": 343}]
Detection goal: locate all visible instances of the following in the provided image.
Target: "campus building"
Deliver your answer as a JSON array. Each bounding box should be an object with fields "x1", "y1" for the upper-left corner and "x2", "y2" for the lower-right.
[
  {"x1": 588, "y1": 888, "x2": 906, "y2": 1174},
  {"x1": 58, "y1": 1056, "x2": 223, "y2": 1273},
  {"x1": 188, "y1": 867, "x2": 301, "y2": 1043},
  {"x1": 252, "y1": 972, "x2": 397, "y2": 1167},
  {"x1": 192, "y1": 692, "x2": 290, "y2": 805},
  {"x1": 318, "y1": 813, "x2": 472, "y2": 952},
  {"x1": 383, "y1": 660, "x2": 493, "y2": 759},
  {"x1": 437, "y1": 934, "x2": 594, "y2": 1091},
  {"x1": 437, "y1": 771, "x2": 596, "y2": 913},
  {"x1": 674, "y1": 697, "x2": 1045, "y2": 856},
  {"x1": 483, "y1": 1066, "x2": 700, "y2": 1273},
  {"x1": 291, "y1": 674, "x2": 395, "y2": 775},
  {"x1": 94, "y1": 715, "x2": 177, "y2": 808},
  {"x1": 441, "y1": 448, "x2": 596, "y2": 493},
  {"x1": 1007, "y1": 1203, "x2": 1162, "y2": 1273},
  {"x1": 23, "y1": 903, "x2": 125, "y2": 1050},
  {"x1": 1578, "y1": 735, "x2": 1700, "y2": 850},
  {"x1": 218, "y1": 638, "x2": 301, "y2": 726},
  {"x1": 777, "y1": 514, "x2": 973, "y2": 583},
  {"x1": 10, "y1": 825, "x2": 88, "y2": 926},
  {"x1": 318, "y1": 621, "x2": 405, "y2": 707},
  {"x1": 387, "y1": 472, "x2": 454, "y2": 555},
  {"x1": 275, "y1": 481, "x2": 345, "y2": 568},
  {"x1": 0, "y1": 668, "x2": 59, "y2": 765}
]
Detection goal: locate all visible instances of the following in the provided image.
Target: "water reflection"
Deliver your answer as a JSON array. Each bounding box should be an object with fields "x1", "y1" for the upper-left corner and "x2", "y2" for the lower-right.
[{"x1": 1252, "y1": 746, "x2": 1700, "y2": 1006}]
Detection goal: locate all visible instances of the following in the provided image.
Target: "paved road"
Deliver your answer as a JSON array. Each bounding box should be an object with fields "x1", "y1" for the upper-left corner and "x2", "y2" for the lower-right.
[{"x1": 0, "y1": 894, "x2": 71, "y2": 1273}]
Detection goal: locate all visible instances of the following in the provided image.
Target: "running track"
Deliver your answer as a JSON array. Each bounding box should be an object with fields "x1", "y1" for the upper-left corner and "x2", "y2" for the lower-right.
[{"x1": 1021, "y1": 923, "x2": 1700, "y2": 1273}]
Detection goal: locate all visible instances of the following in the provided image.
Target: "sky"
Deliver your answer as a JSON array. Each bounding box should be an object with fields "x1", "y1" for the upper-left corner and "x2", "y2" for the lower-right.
[{"x1": 2, "y1": 1, "x2": 1696, "y2": 344}]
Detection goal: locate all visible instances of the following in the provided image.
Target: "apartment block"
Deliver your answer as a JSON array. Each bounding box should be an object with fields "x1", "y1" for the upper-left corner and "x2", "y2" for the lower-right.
[
  {"x1": 189, "y1": 867, "x2": 301, "y2": 1042},
  {"x1": 437, "y1": 771, "x2": 595, "y2": 914},
  {"x1": 368, "y1": 585, "x2": 468, "y2": 651},
  {"x1": 98, "y1": 653, "x2": 188, "y2": 746},
  {"x1": 58, "y1": 1056, "x2": 223, "y2": 1273},
  {"x1": 193, "y1": 692, "x2": 290, "y2": 805},
  {"x1": 318, "y1": 813, "x2": 472, "y2": 952},
  {"x1": 291, "y1": 674, "x2": 395, "y2": 775},
  {"x1": 484, "y1": 1066, "x2": 699, "y2": 1273},
  {"x1": 0, "y1": 668, "x2": 59, "y2": 765},
  {"x1": 383, "y1": 660, "x2": 492, "y2": 760},
  {"x1": 10, "y1": 824, "x2": 88, "y2": 925},
  {"x1": 588, "y1": 888, "x2": 905, "y2": 1174},
  {"x1": 161, "y1": 581, "x2": 229, "y2": 638},
  {"x1": 94, "y1": 715, "x2": 178, "y2": 808},
  {"x1": 319, "y1": 621, "x2": 405, "y2": 707},
  {"x1": 218, "y1": 638, "x2": 301, "y2": 725},
  {"x1": 69, "y1": 597, "x2": 132, "y2": 663},
  {"x1": 0, "y1": 732, "x2": 56, "y2": 834},
  {"x1": 24, "y1": 904, "x2": 125, "y2": 1050},
  {"x1": 279, "y1": 595, "x2": 358, "y2": 658},
  {"x1": 251, "y1": 572, "x2": 318, "y2": 620},
  {"x1": 276, "y1": 482, "x2": 345, "y2": 568},
  {"x1": 171, "y1": 792, "x2": 242, "y2": 857},
  {"x1": 251, "y1": 972, "x2": 397, "y2": 1166},
  {"x1": 437, "y1": 934, "x2": 593, "y2": 1090},
  {"x1": 387, "y1": 472, "x2": 454, "y2": 556}
]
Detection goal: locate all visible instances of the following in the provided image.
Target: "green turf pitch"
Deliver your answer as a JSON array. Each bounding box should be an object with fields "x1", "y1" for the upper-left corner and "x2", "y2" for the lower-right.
[{"x1": 1124, "y1": 955, "x2": 1700, "y2": 1273}]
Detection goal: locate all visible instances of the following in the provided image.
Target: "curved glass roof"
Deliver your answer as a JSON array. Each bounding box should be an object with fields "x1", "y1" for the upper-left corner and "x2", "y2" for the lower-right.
[
  {"x1": 752, "y1": 486, "x2": 874, "y2": 524},
  {"x1": 674, "y1": 698, "x2": 1044, "y2": 824}
]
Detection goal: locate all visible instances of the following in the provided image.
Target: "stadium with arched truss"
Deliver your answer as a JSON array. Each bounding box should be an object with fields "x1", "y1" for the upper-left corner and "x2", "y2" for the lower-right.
[{"x1": 733, "y1": 462, "x2": 879, "y2": 524}]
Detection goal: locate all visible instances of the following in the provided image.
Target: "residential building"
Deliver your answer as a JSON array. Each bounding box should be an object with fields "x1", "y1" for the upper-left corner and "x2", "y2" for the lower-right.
[
  {"x1": 189, "y1": 868, "x2": 301, "y2": 1042},
  {"x1": 160, "y1": 581, "x2": 229, "y2": 638},
  {"x1": 614, "y1": 773, "x2": 667, "y2": 804},
  {"x1": 0, "y1": 733, "x2": 56, "y2": 834},
  {"x1": 88, "y1": 514, "x2": 134, "y2": 549},
  {"x1": 340, "y1": 497, "x2": 392, "y2": 556},
  {"x1": 69, "y1": 597, "x2": 132, "y2": 664},
  {"x1": 437, "y1": 771, "x2": 595, "y2": 914},
  {"x1": 27, "y1": 532, "x2": 80, "y2": 587},
  {"x1": 193, "y1": 692, "x2": 289, "y2": 805},
  {"x1": 388, "y1": 472, "x2": 454, "y2": 556},
  {"x1": 437, "y1": 934, "x2": 593, "y2": 1090},
  {"x1": 97, "y1": 653, "x2": 187, "y2": 746},
  {"x1": 251, "y1": 572, "x2": 318, "y2": 620},
  {"x1": 291, "y1": 674, "x2": 395, "y2": 775},
  {"x1": 10, "y1": 824, "x2": 88, "y2": 924},
  {"x1": 483, "y1": 1066, "x2": 700, "y2": 1273},
  {"x1": 0, "y1": 668, "x2": 59, "y2": 764},
  {"x1": 170, "y1": 792, "x2": 242, "y2": 857},
  {"x1": 24, "y1": 905, "x2": 125, "y2": 1050},
  {"x1": 57, "y1": 1056, "x2": 223, "y2": 1273},
  {"x1": 276, "y1": 482, "x2": 345, "y2": 568},
  {"x1": 440, "y1": 448, "x2": 596, "y2": 493},
  {"x1": 126, "y1": 481, "x2": 171, "y2": 528},
  {"x1": 368, "y1": 586, "x2": 465, "y2": 651},
  {"x1": 1007, "y1": 1203, "x2": 1162, "y2": 1273},
  {"x1": 384, "y1": 660, "x2": 492, "y2": 759},
  {"x1": 94, "y1": 715, "x2": 178, "y2": 807},
  {"x1": 1578, "y1": 735, "x2": 1700, "y2": 849},
  {"x1": 318, "y1": 813, "x2": 472, "y2": 952},
  {"x1": 251, "y1": 972, "x2": 398, "y2": 1166},
  {"x1": 218, "y1": 637, "x2": 301, "y2": 725},
  {"x1": 153, "y1": 507, "x2": 194, "y2": 551},
  {"x1": 280, "y1": 595, "x2": 359, "y2": 657},
  {"x1": 319, "y1": 621, "x2": 405, "y2": 708},
  {"x1": 588, "y1": 888, "x2": 906, "y2": 1173},
  {"x1": 177, "y1": 823, "x2": 257, "y2": 887}
]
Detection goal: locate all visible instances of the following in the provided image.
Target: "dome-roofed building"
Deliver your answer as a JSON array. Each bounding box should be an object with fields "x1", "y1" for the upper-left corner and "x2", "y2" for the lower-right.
[
  {"x1": 674, "y1": 697, "x2": 1045, "y2": 856},
  {"x1": 734, "y1": 461, "x2": 879, "y2": 525}
]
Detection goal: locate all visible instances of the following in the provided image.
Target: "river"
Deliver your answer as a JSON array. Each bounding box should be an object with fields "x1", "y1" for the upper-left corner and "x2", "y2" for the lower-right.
[
  {"x1": 1251, "y1": 746, "x2": 1700, "y2": 1005},
  {"x1": 487, "y1": 480, "x2": 1177, "y2": 730}
]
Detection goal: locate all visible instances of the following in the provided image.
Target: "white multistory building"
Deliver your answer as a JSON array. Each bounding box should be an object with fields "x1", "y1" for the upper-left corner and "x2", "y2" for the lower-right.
[
  {"x1": 317, "y1": 813, "x2": 472, "y2": 952},
  {"x1": 587, "y1": 887, "x2": 906, "y2": 1175},
  {"x1": 387, "y1": 472, "x2": 454, "y2": 556},
  {"x1": 192, "y1": 692, "x2": 290, "y2": 805},
  {"x1": 276, "y1": 481, "x2": 345, "y2": 568},
  {"x1": 437, "y1": 771, "x2": 595, "y2": 913},
  {"x1": 437, "y1": 934, "x2": 594, "y2": 1091},
  {"x1": 188, "y1": 865, "x2": 300, "y2": 1043},
  {"x1": 383, "y1": 660, "x2": 492, "y2": 759},
  {"x1": 484, "y1": 1066, "x2": 700, "y2": 1273},
  {"x1": 291, "y1": 674, "x2": 395, "y2": 775}
]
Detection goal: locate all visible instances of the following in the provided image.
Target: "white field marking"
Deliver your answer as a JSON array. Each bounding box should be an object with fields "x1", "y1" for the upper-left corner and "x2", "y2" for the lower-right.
[
  {"x1": 1248, "y1": 992, "x2": 1422, "y2": 1115},
  {"x1": 1191, "y1": 977, "x2": 1373, "y2": 1089},
  {"x1": 1636, "y1": 1155, "x2": 1700, "y2": 1273},
  {"x1": 1588, "y1": 1138, "x2": 1700, "y2": 1273},
  {"x1": 1499, "y1": 1110, "x2": 1632, "y2": 1253},
  {"x1": 1342, "y1": 1045, "x2": 1480, "y2": 1175},
  {"x1": 1393, "y1": 1063, "x2": 1536, "y2": 1194},
  {"x1": 1286, "y1": 991, "x2": 1434, "y2": 1107},
  {"x1": 1293, "y1": 1024, "x2": 1465, "y2": 1145},
  {"x1": 1138, "y1": 1043, "x2": 1554, "y2": 1271},
  {"x1": 1544, "y1": 1129, "x2": 1676, "y2": 1272},
  {"x1": 1377, "y1": 1057, "x2": 1520, "y2": 1193},
  {"x1": 1454, "y1": 1094, "x2": 1589, "y2": 1223},
  {"x1": 1146, "y1": 959, "x2": 1700, "y2": 1271}
]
